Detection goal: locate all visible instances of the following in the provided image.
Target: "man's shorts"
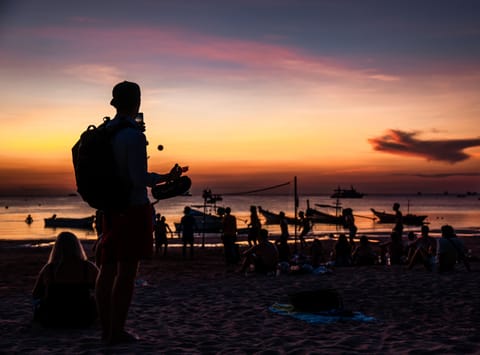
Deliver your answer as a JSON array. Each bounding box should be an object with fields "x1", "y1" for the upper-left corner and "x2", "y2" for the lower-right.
[{"x1": 98, "y1": 204, "x2": 153, "y2": 264}]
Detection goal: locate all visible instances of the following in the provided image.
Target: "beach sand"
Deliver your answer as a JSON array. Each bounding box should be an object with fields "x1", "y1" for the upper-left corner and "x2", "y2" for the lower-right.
[{"x1": 1, "y1": 236, "x2": 479, "y2": 354}]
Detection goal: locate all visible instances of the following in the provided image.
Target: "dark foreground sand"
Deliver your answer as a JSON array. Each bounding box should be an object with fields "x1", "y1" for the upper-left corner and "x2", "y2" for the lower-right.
[{"x1": 1, "y1": 236, "x2": 479, "y2": 354}]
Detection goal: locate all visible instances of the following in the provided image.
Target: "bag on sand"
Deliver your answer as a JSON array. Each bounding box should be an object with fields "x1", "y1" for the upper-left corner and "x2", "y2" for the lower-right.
[
  {"x1": 72, "y1": 117, "x2": 133, "y2": 210},
  {"x1": 289, "y1": 289, "x2": 343, "y2": 313}
]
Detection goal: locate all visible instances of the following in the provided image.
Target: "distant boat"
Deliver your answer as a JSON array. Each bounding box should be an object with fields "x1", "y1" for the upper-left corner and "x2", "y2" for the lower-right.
[
  {"x1": 330, "y1": 186, "x2": 364, "y2": 199},
  {"x1": 44, "y1": 215, "x2": 94, "y2": 230},
  {"x1": 370, "y1": 208, "x2": 427, "y2": 226}
]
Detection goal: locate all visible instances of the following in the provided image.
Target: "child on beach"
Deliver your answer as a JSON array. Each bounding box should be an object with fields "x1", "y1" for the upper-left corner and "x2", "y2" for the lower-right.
[
  {"x1": 32, "y1": 232, "x2": 99, "y2": 327},
  {"x1": 298, "y1": 211, "x2": 311, "y2": 250},
  {"x1": 154, "y1": 214, "x2": 172, "y2": 256}
]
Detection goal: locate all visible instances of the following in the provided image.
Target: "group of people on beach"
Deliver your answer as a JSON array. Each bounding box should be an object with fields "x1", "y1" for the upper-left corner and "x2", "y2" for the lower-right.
[{"x1": 218, "y1": 202, "x2": 472, "y2": 275}]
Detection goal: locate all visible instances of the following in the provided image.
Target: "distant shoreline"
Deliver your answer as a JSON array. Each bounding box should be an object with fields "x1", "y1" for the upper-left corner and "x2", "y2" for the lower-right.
[{"x1": 2, "y1": 233, "x2": 480, "y2": 251}]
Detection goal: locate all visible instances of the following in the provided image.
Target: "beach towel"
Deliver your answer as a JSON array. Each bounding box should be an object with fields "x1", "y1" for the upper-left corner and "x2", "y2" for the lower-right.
[{"x1": 269, "y1": 303, "x2": 376, "y2": 324}]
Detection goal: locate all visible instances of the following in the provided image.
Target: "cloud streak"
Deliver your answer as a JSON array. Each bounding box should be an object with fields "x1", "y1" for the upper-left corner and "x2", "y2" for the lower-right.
[
  {"x1": 368, "y1": 129, "x2": 480, "y2": 163},
  {"x1": 5, "y1": 24, "x2": 401, "y2": 85}
]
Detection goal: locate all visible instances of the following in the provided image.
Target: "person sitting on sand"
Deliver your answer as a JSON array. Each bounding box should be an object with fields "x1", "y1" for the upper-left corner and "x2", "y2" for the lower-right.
[
  {"x1": 387, "y1": 231, "x2": 405, "y2": 265},
  {"x1": 332, "y1": 234, "x2": 352, "y2": 266},
  {"x1": 310, "y1": 238, "x2": 326, "y2": 267},
  {"x1": 404, "y1": 231, "x2": 417, "y2": 262},
  {"x1": 437, "y1": 225, "x2": 470, "y2": 272},
  {"x1": 240, "y1": 229, "x2": 279, "y2": 274},
  {"x1": 32, "y1": 232, "x2": 99, "y2": 327},
  {"x1": 352, "y1": 236, "x2": 376, "y2": 266},
  {"x1": 275, "y1": 235, "x2": 291, "y2": 263},
  {"x1": 407, "y1": 225, "x2": 437, "y2": 270}
]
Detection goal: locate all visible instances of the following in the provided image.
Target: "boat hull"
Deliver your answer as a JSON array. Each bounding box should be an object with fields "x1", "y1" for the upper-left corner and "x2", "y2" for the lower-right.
[
  {"x1": 306, "y1": 208, "x2": 344, "y2": 225},
  {"x1": 175, "y1": 208, "x2": 223, "y2": 233},
  {"x1": 258, "y1": 207, "x2": 299, "y2": 225},
  {"x1": 370, "y1": 208, "x2": 427, "y2": 226},
  {"x1": 44, "y1": 216, "x2": 94, "y2": 230}
]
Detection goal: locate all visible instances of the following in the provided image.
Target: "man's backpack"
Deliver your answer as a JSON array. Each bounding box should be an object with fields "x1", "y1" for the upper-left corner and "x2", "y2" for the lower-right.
[{"x1": 72, "y1": 117, "x2": 133, "y2": 211}]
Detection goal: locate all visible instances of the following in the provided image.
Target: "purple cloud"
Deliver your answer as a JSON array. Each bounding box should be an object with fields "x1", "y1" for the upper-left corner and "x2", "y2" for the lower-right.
[{"x1": 368, "y1": 129, "x2": 480, "y2": 164}]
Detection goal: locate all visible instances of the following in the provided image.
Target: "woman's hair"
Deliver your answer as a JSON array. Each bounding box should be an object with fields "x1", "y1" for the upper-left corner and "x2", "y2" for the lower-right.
[{"x1": 48, "y1": 231, "x2": 87, "y2": 264}]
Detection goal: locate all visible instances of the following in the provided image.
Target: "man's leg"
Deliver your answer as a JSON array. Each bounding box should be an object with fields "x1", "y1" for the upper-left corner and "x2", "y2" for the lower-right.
[
  {"x1": 109, "y1": 260, "x2": 139, "y2": 342},
  {"x1": 95, "y1": 263, "x2": 117, "y2": 340}
]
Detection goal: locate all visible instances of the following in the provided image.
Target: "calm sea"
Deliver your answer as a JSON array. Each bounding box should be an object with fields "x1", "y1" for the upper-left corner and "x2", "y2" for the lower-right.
[{"x1": 1, "y1": 193, "x2": 479, "y2": 242}]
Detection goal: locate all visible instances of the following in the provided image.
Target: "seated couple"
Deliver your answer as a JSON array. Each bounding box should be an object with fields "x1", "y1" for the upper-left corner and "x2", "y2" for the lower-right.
[{"x1": 408, "y1": 225, "x2": 470, "y2": 272}]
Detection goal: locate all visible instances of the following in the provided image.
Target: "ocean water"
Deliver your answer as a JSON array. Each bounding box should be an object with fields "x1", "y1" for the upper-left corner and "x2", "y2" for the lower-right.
[{"x1": 1, "y1": 193, "x2": 479, "y2": 242}]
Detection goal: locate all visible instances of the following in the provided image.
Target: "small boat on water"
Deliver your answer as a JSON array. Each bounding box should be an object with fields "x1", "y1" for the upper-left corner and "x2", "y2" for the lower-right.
[
  {"x1": 258, "y1": 206, "x2": 300, "y2": 225},
  {"x1": 370, "y1": 208, "x2": 427, "y2": 226},
  {"x1": 174, "y1": 207, "x2": 250, "y2": 234},
  {"x1": 330, "y1": 186, "x2": 364, "y2": 199},
  {"x1": 306, "y1": 207, "x2": 344, "y2": 225},
  {"x1": 258, "y1": 205, "x2": 344, "y2": 226},
  {"x1": 174, "y1": 207, "x2": 224, "y2": 233},
  {"x1": 44, "y1": 215, "x2": 95, "y2": 230}
]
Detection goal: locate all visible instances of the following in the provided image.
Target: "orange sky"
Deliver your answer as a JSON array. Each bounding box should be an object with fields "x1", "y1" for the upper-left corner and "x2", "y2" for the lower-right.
[{"x1": 0, "y1": 1, "x2": 479, "y2": 196}]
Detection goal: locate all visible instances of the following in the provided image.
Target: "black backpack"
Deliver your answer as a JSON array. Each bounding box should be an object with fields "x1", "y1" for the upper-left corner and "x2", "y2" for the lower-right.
[
  {"x1": 72, "y1": 117, "x2": 134, "y2": 211},
  {"x1": 289, "y1": 289, "x2": 343, "y2": 313}
]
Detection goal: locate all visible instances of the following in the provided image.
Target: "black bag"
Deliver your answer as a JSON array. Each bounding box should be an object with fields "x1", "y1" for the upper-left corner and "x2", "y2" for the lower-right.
[
  {"x1": 72, "y1": 117, "x2": 133, "y2": 210},
  {"x1": 289, "y1": 289, "x2": 343, "y2": 313}
]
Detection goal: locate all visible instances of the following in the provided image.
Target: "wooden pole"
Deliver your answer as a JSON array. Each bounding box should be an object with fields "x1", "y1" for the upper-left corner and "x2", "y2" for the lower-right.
[{"x1": 294, "y1": 176, "x2": 298, "y2": 252}]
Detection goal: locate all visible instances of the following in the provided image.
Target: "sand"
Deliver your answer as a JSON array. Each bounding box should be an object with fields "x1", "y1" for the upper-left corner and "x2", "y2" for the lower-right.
[{"x1": 1, "y1": 236, "x2": 479, "y2": 354}]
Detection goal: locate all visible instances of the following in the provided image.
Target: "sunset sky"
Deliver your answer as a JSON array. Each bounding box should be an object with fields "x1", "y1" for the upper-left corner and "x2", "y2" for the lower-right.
[{"x1": 0, "y1": 0, "x2": 479, "y2": 196}]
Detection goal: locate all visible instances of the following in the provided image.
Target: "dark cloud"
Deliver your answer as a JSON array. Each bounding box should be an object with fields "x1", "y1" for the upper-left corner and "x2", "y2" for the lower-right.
[
  {"x1": 368, "y1": 129, "x2": 480, "y2": 164},
  {"x1": 401, "y1": 172, "x2": 480, "y2": 178}
]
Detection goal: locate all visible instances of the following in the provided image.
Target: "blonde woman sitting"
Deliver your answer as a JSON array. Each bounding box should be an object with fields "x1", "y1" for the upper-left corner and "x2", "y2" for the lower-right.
[{"x1": 33, "y1": 232, "x2": 99, "y2": 327}]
